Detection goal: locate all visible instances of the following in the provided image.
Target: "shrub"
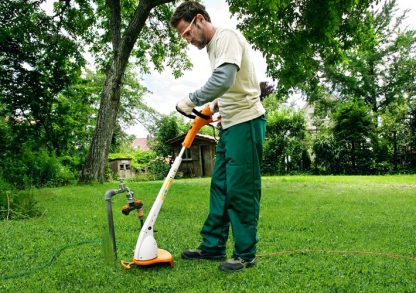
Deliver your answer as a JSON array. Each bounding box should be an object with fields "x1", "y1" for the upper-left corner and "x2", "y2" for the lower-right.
[
  {"x1": 148, "y1": 157, "x2": 171, "y2": 180},
  {"x1": 108, "y1": 150, "x2": 171, "y2": 181},
  {"x1": 0, "y1": 178, "x2": 42, "y2": 220},
  {"x1": 1, "y1": 148, "x2": 76, "y2": 189}
]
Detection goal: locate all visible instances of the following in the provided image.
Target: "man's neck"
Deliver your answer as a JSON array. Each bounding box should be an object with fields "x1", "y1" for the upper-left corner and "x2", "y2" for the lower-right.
[{"x1": 205, "y1": 22, "x2": 216, "y2": 43}]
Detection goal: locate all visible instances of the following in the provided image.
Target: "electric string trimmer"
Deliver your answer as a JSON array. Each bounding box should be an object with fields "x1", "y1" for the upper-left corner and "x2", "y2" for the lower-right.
[{"x1": 121, "y1": 105, "x2": 215, "y2": 269}]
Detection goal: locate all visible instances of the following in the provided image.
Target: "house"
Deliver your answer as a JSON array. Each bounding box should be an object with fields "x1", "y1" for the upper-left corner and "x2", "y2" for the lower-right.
[
  {"x1": 131, "y1": 137, "x2": 151, "y2": 151},
  {"x1": 166, "y1": 133, "x2": 217, "y2": 177},
  {"x1": 109, "y1": 158, "x2": 136, "y2": 179}
]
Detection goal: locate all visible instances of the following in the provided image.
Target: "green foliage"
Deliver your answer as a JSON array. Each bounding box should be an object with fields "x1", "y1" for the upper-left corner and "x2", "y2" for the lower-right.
[
  {"x1": 0, "y1": 0, "x2": 86, "y2": 153},
  {"x1": 331, "y1": 100, "x2": 376, "y2": 174},
  {"x1": 378, "y1": 100, "x2": 412, "y2": 171},
  {"x1": 130, "y1": 149, "x2": 156, "y2": 172},
  {"x1": 109, "y1": 125, "x2": 136, "y2": 154},
  {"x1": 49, "y1": 73, "x2": 98, "y2": 157},
  {"x1": 75, "y1": 0, "x2": 192, "y2": 182},
  {"x1": 324, "y1": 1, "x2": 416, "y2": 112},
  {"x1": 108, "y1": 153, "x2": 132, "y2": 160},
  {"x1": 312, "y1": 129, "x2": 338, "y2": 174},
  {"x1": 0, "y1": 147, "x2": 75, "y2": 189},
  {"x1": 263, "y1": 108, "x2": 310, "y2": 174},
  {"x1": 109, "y1": 149, "x2": 170, "y2": 181},
  {"x1": 117, "y1": 66, "x2": 156, "y2": 129},
  {"x1": 147, "y1": 157, "x2": 171, "y2": 180},
  {"x1": 132, "y1": 151, "x2": 170, "y2": 181},
  {"x1": 2, "y1": 0, "x2": 414, "y2": 180},
  {"x1": 312, "y1": 97, "x2": 416, "y2": 174},
  {"x1": 150, "y1": 113, "x2": 189, "y2": 157},
  {"x1": 230, "y1": 0, "x2": 415, "y2": 175},
  {"x1": 409, "y1": 100, "x2": 416, "y2": 148},
  {"x1": 228, "y1": 0, "x2": 376, "y2": 96},
  {"x1": 333, "y1": 100, "x2": 375, "y2": 144},
  {"x1": 85, "y1": 1, "x2": 190, "y2": 76},
  {"x1": 300, "y1": 1, "x2": 416, "y2": 175},
  {"x1": 262, "y1": 93, "x2": 287, "y2": 113},
  {"x1": 233, "y1": 0, "x2": 415, "y2": 108},
  {"x1": 0, "y1": 176, "x2": 415, "y2": 290},
  {"x1": 0, "y1": 1, "x2": 103, "y2": 188}
]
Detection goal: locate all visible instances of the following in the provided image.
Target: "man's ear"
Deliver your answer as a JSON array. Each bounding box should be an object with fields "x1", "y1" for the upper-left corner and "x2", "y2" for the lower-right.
[{"x1": 196, "y1": 13, "x2": 205, "y2": 23}]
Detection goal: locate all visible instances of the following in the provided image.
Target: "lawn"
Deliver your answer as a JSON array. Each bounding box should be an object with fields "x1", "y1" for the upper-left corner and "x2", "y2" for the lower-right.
[{"x1": 1, "y1": 175, "x2": 415, "y2": 292}]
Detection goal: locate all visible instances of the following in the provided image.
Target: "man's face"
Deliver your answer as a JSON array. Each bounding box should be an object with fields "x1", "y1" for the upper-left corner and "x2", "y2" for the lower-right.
[{"x1": 176, "y1": 16, "x2": 208, "y2": 50}]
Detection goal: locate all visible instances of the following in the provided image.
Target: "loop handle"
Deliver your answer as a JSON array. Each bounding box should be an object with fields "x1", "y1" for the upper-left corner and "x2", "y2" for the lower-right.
[{"x1": 182, "y1": 105, "x2": 213, "y2": 148}]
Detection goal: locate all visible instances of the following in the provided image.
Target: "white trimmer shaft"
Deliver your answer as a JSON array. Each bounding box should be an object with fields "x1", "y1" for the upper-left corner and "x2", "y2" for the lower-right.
[{"x1": 133, "y1": 146, "x2": 186, "y2": 261}]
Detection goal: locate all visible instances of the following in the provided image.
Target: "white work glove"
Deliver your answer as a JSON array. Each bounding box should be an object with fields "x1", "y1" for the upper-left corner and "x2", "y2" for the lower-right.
[
  {"x1": 176, "y1": 95, "x2": 195, "y2": 116},
  {"x1": 209, "y1": 99, "x2": 219, "y2": 114}
]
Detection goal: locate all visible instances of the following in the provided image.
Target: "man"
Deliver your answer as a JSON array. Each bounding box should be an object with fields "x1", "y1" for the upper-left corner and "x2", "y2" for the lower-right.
[{"x1": 170, "y1": 1, "x2": 266, "y2": 272}]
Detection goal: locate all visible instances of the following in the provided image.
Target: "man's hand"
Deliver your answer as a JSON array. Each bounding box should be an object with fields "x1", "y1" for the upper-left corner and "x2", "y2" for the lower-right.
[
  {"x1": 176, "y1": 95, "x2": 195, "y2": 116},
  {"x1": 209, "y1": 99, "x2": 219, "y2": 114}
]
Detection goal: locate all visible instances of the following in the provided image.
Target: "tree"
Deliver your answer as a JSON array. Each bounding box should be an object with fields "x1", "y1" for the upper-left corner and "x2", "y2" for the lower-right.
[
  {"x1": 1, "y1": 0, "x2": 194, "y2": 185},
  {"x1": 227, "y1": 0, "x2": 377, "y2": 98},
  {"x1": 259, "y1": 81, "x2": 275, "y2": 101},
  {"x1": 150, "y1": 113, "x2": 189, "y2": 157},
  {"x1": 75, "y1": 0, "x2": 190, "y2": 182},
  {"x1": 310, "y1": 1, "x2": 416, "y2": 173},
  {"x1": 324, "y1": 0, "x2": 416, "y2": 113},
  {"x1": 0, "y1": 0, "x2": 101, "y2": 187},
  {"x1": 332, "y1": 99, "x2": 376, "y2": 174},
  {"x1": 263, "y1": 108, "x2": 309, "y2": 174},
  {"x1": 0, "y1": 0, "x2": 85, "y2": 155},
  {"x1": 379, "y1": 99, "x2": 414, "y2": 171},
  {"x1": 312, "y1": 130, "x2": 338, "y2": 174},
  {"x1": 85, "y1": 67, "x2": 159, "y2": 155},
  {"x1": 407, "y1": 100, "x2": 416, "y2": 171}
]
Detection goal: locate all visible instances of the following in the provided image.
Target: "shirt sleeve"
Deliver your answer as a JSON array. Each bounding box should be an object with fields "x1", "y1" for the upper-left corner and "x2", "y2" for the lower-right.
[{"x1": 189, "y1": 63, "x2": 238, "y2": 106}]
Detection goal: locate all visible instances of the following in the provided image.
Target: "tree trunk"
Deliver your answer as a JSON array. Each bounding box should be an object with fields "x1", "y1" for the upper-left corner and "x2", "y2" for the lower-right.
[
  {"x1": 351, "y1": 141, "x2": 356, "y2": 174},
  {"x1": 79, "y1": 62, "x2": 122, "y2": 183},
  {"x1": 393, "y1": 130, "x2": 398, "y2": 171},
  {"x1": 79, "y1": 0, "x2": 172, "y2": 183}
]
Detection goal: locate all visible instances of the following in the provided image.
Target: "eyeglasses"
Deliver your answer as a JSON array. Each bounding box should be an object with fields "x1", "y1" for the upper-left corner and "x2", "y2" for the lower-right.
[{"x1": 180, "y1": 16, "x2": 196, "y2": 40}]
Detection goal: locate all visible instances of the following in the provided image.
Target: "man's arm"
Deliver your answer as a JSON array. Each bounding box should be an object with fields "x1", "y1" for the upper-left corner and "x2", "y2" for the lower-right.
[{"x1": 189, "y1": 63, "x2": 238, "y2": 106}]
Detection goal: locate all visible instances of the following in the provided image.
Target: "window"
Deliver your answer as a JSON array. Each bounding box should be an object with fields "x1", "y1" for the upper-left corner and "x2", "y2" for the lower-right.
[
  {"x1": 183, "y1": 149, "x2": 192, "y2": 161},
  {"x1": 119, "y1": 164, "x2": 125, "y2": 170}
]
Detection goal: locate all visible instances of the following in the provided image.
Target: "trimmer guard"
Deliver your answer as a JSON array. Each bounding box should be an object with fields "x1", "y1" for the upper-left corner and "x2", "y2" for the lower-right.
[{"x1": 120, "y1": 249, "x2": 174, "y2": 269}]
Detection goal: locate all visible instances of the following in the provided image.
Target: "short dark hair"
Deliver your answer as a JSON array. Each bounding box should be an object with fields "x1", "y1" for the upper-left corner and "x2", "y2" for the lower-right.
[{"x1": 170, "y1": 1, "x2": 211, "y2": 28}]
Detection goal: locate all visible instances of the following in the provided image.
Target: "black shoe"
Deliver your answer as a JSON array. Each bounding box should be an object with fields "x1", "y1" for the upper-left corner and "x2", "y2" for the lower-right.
[
  {"x1": 181, "y1": 249, "x2": 226, "y2": 260},
  {"x1": 219, "y1": 257, "x2": 256, "y2": 272}
]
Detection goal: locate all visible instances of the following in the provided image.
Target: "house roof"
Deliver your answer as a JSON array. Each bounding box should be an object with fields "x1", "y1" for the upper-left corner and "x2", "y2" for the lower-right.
[
  {"x1": 166, "y1": 133, "x2": 217, "y2": 145},
  {"x1": 109, "y1": 158, "x2": 132, "y2": 161},
  {"x1": 131, "y1": 137, "x2": 151, "y2": 151}
]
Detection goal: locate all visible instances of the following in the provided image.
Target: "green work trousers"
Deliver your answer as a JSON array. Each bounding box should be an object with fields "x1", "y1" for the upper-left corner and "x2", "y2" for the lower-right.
[{"x1": 198, "y1": 115, "x2": 266, "y2": 260}]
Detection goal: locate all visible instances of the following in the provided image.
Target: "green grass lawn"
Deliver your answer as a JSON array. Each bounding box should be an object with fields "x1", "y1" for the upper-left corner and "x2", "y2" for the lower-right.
[{"x1": 1, "y1": 175, "x2": 416, "y2": 292}]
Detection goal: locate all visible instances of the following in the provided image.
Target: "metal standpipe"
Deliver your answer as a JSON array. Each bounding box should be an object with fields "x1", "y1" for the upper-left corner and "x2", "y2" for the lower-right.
[{"x1": 104, "y1": 180, "x2": 129, "y2": 259}]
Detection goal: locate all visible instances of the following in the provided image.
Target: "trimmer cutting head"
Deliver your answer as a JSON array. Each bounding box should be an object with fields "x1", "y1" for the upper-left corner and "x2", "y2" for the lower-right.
[{"x1": 120, "y1": 249, "x2": 174, "y2": 269}]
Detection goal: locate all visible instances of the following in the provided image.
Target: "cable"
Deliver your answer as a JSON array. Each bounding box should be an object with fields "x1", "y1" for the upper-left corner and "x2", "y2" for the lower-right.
[
  {"x1": 0, "y1": 240, "x2": 100, "y2": 281},
  {"x1": 2, "y1": 243, "x2": 414, "y2": 281},
  {"x1": 257, "y1": 249, "x2": 416, "y2": 262},
  {"x1": 208, "y1": 124, "x2": 219, "y2": 143}
]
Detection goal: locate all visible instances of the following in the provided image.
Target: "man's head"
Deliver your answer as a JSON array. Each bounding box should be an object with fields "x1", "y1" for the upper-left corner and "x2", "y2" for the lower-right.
[{"x1": 170, "y1": 1, "x2": 214, "y2": 50}]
